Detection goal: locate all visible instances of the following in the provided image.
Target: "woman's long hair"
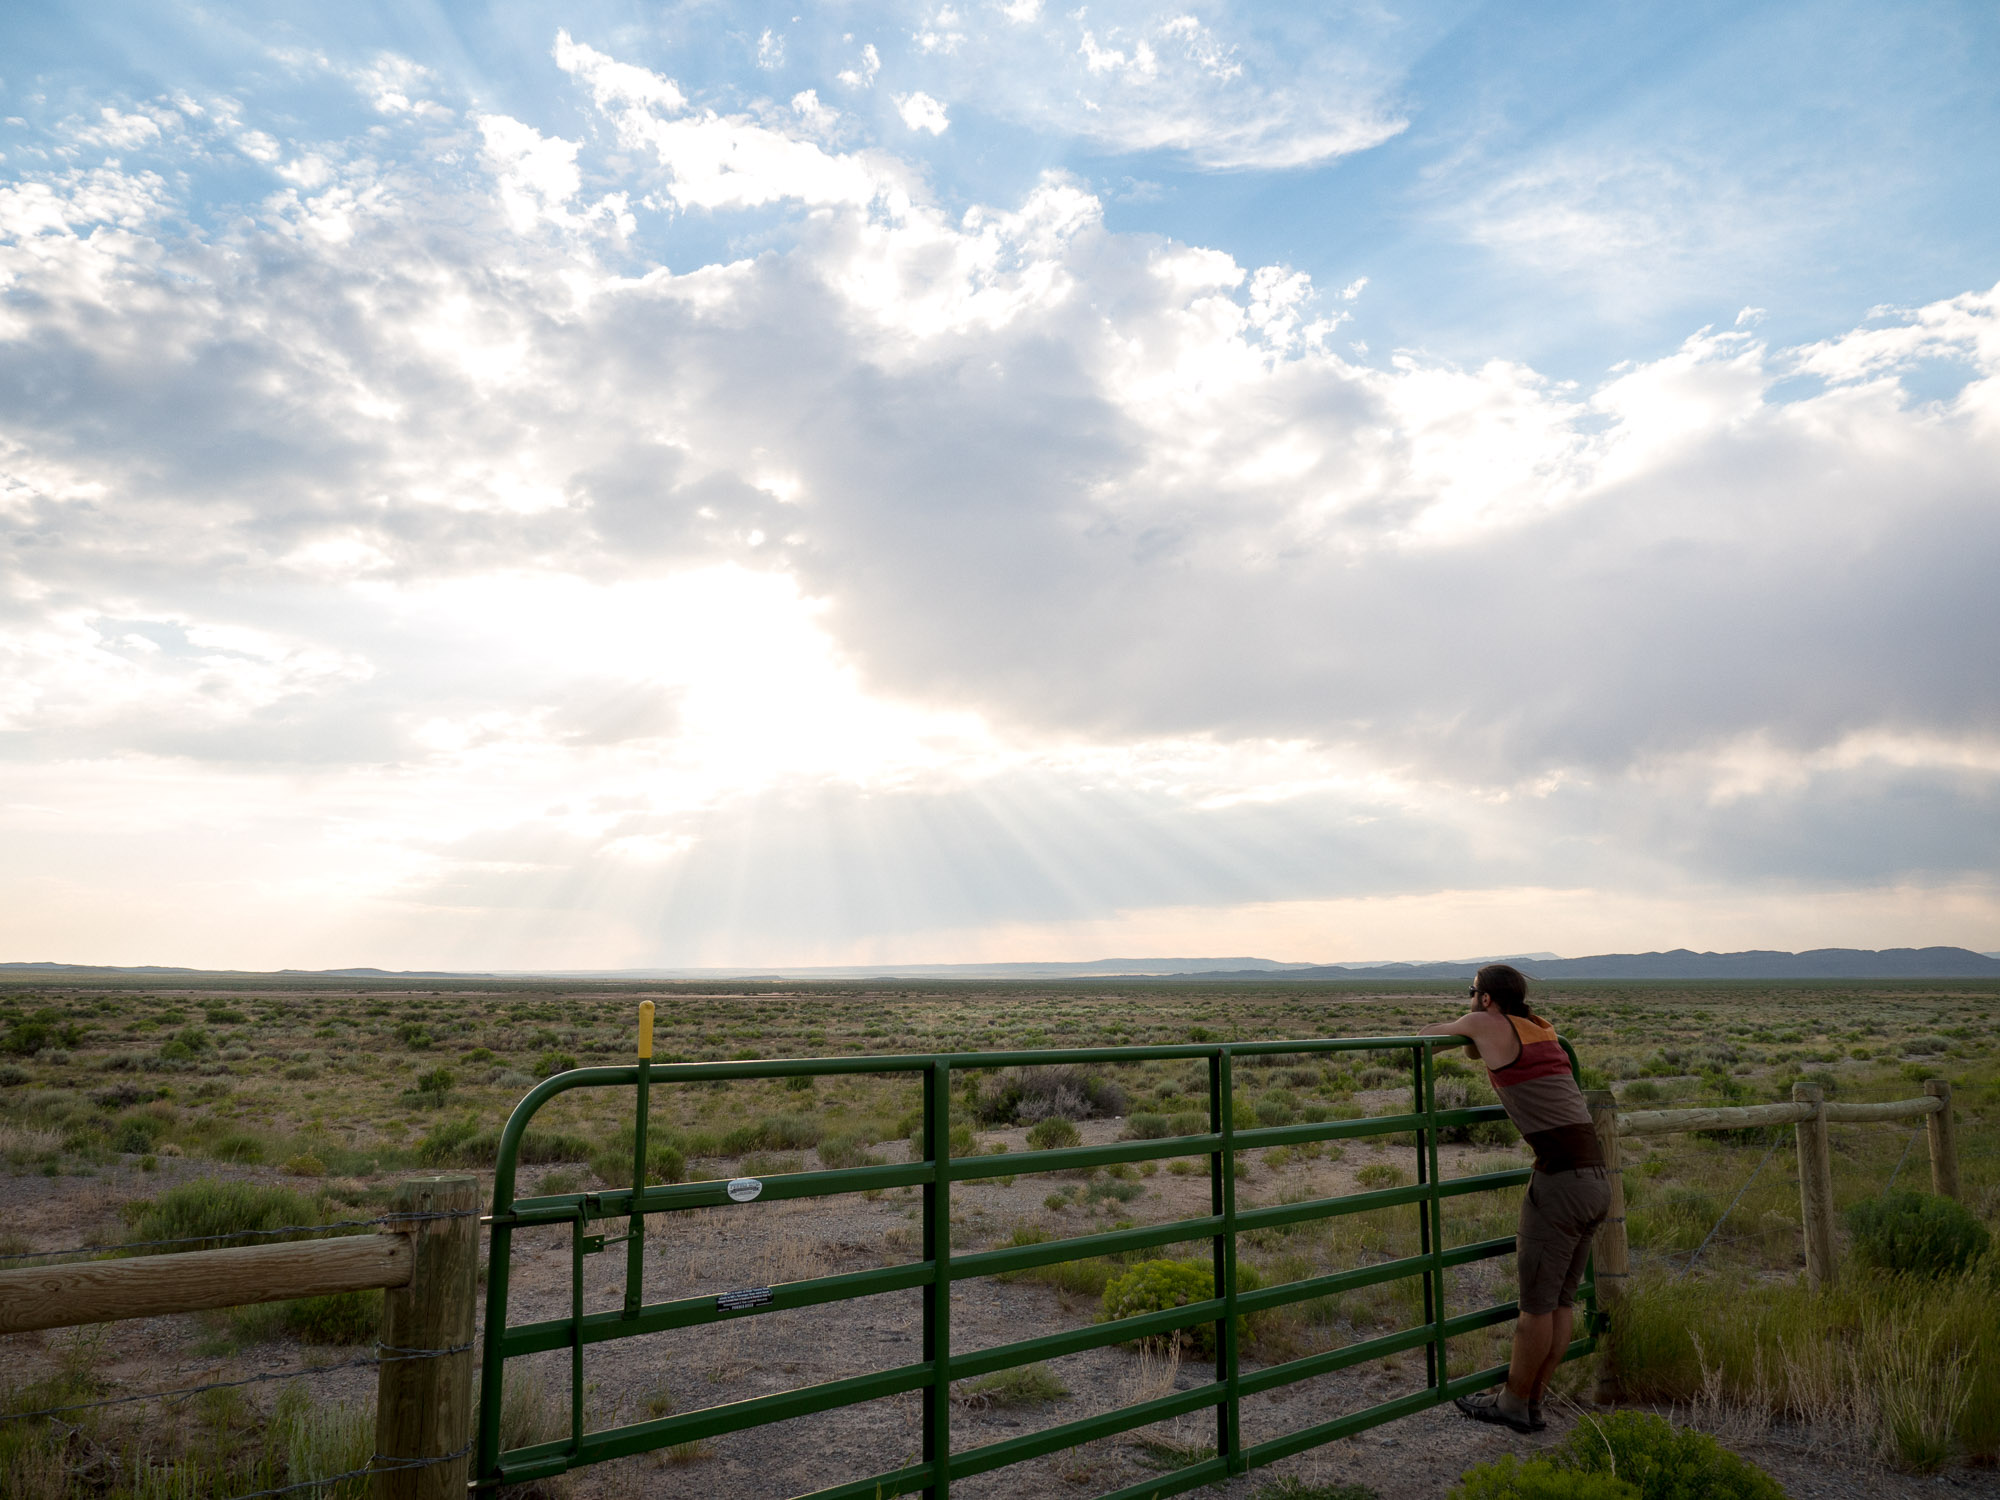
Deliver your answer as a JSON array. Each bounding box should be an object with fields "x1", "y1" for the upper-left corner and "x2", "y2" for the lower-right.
[{"x1": 1475, "y1": 963, "x2": 1544, "y2": 1023}]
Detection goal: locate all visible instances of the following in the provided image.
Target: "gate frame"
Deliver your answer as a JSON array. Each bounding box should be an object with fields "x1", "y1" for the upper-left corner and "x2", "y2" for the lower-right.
[{"x1": 475, "y1": 1028, "x2": 1595, "y2": 1498}]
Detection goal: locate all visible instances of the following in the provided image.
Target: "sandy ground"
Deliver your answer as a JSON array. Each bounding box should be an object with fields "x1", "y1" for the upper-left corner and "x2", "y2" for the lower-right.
[{"x1": 5, "y1": 1121, "x2": 1998, "y2": 1500}]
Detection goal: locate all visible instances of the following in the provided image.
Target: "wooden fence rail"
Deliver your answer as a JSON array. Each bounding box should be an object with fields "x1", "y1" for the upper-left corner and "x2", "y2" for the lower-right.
[
  {"x1": 1591, "y1": 1078, "x2": 1959, "y2": 1399},
  {"x1": 0, "y1": 1175, "x2": 478, "y2": 1500},
  {"x1": 1616, "y1": 1092, "x2": 1945, "y2": 1135},
  {"x1": 0, "y1": 1234, "x2": 413, "y2": 1336}
]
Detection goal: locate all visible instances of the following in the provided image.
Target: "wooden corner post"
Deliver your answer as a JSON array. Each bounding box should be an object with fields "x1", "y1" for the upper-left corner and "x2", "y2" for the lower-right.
[
  {"x1": 1923, "y1": 1080, "x2": 1959, "y2": 1200},
  {"x1": 1584, "y1": 1089, "x2": 1628, "y2": 1404},
  {"x1": 376, "y1": 1176, "x2": 480, "y2": 1500},
  {"x1": 1791, "y1": 1083, "x2": 1836, "y2": 1290}
]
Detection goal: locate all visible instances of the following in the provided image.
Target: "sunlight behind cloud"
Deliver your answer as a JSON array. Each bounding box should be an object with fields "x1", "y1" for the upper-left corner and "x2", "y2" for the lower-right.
[{"x1": 1, "y1": 12, "x2": 1995, "y2": 968}]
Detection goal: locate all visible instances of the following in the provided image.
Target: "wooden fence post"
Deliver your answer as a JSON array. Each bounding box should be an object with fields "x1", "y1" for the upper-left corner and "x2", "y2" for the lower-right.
[
  {"x1": 1923, "y1": 1080, "x2": 1959, "y2": 1200},
  {"x1": 376, "y1": 1176, "x2": 480, "y2": 1500},
  {"x1": 1584, "y1": 1089, "x2": 1627, "y2": 1404},
  {"x1": 1791, "y1": 1083, "x2": 1836, "y2": 1290}
]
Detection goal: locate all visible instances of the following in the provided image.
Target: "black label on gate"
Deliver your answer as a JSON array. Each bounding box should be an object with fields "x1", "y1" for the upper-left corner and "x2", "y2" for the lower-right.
[{"x1": 717, "y1": 1286, "x2": 775, "y2": 1311}]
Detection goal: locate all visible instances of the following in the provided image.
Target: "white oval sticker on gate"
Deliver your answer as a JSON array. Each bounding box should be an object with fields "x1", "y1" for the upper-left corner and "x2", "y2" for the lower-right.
[{"x1": 726, "y1": 1177, "x2": 763, "y2": 1203}]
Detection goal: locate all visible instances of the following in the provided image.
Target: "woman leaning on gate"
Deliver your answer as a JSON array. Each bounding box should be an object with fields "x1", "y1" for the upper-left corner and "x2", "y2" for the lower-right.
[{"x1": 1420, "y1": 963, "x2": 1610, "y2": 1433}]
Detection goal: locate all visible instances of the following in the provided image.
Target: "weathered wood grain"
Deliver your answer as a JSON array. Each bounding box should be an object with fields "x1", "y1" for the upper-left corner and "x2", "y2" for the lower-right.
[{"x1": 0, "y1": 1234, "x2": 410, "y2": 1335}]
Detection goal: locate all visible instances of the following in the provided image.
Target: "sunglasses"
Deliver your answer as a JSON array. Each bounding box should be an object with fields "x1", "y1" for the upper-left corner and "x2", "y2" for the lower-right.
[{"x1": 1467, "y1": 985, "x2": 1481, "y2": 999}]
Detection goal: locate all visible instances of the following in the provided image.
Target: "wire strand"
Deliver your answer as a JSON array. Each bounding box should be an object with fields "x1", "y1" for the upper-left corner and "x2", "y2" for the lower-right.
[
  {"x1": 1884, "y1": 1122, "x2": 1925, "y2": 1191},
  {"x1": 1674, "y1": 1128, "x2": 1786, "y2": 1280},
  {"x1": 0, "y1": 1343, "x2": 472, "y2": 1424},
  {"x1": 207, "y1": 1440, "x2": 474, "y2": 1500}
]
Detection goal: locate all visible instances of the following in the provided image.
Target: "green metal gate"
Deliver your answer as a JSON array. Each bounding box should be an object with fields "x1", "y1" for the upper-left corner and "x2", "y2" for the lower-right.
[{"x1": 475, "y1": 1011, "x2": 1597, "y2": 1497}]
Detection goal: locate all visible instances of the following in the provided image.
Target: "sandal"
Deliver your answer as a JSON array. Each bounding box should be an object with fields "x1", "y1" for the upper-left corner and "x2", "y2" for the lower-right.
[{"x1": 1454, "y1": 1389, "x2": 1539, "y2": 1434}]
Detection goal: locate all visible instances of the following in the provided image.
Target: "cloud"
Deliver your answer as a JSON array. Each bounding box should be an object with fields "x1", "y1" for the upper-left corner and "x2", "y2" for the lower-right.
[
  {"x1": 65, "y1": 106, "x2": 172, "y2": 150},
  {"x1": 905, "y1": 2, "x2": 1409, "y2": 169},
  {"x1": 837, "y1": 43, "x2": 882, "y2": 90},
  {"x1": 553, "y1": 33, "x2": 882, "y2": 210},
  {"x1": 894, "y1": 91, "x2": 949, "y2": 135},
  {"x1": 1, "y1": 38, "x2": 1995, "y2": 962}
]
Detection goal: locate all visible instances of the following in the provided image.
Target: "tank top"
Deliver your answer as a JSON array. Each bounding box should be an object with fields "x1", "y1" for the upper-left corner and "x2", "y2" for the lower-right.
[{"x1": 1486, "y1": 1013, "x2": 1603, "y2": 1174}]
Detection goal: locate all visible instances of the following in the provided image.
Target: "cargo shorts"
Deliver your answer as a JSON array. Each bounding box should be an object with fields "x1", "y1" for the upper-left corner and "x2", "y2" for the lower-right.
[{"x1": 1517, "y1": 1166, "x2": 1611, "y2": 1315}]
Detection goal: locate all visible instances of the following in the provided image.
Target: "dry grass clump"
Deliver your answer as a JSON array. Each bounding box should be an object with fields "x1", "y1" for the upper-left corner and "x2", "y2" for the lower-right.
[
  {"x1": 0, "y1": 1338, "x2": 374, "y2": 1500},
  {"x1": 1616, "y1": 1266, "x2": 1999, "y2": 1469}
]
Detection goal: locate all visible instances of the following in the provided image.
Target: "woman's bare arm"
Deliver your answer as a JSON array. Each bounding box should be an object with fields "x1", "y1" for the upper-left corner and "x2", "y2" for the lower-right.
[
  {"x1": 1419, "y1": 1011, "x2": 1485, "y2": 1060},
  {"x1": 1420, "y1": 1008, "x2": 1515, "y2": 1064}
]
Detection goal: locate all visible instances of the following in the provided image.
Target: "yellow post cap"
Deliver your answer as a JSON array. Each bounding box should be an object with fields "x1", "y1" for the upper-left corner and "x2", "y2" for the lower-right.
[{"x1": 638, "y1": 1000, "x2": 655, "y2": 1059}]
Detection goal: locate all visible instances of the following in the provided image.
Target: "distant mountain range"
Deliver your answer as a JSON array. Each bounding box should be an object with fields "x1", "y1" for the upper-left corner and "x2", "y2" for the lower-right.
[
  {"x1": 4, "y1": 946, "x2": 1996, "y2": 982},
  {"x1": 1168, "y1": 947, "x2": 2000, "y2": 981}
]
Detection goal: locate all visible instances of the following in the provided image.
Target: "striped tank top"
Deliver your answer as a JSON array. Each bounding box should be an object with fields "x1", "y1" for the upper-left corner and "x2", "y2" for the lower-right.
[{"x1": 1486, "y1": 1014, "x2": 1603, "y2": 1174}]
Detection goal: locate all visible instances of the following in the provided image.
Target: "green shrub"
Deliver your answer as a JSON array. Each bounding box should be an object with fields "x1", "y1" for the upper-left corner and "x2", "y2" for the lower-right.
[
  {"x1": 282, "y1": 1290, "x2": 382, "y2": 1345},
  {"x1": 1846, "y1": 1190, "x2": 1991, "y2": 1278},
  {"x1": 1025, "y1": 1117, "x2": 1080, "y2": 1151},
  {"x1": 1254, "y1": 1092, "x2": 1297, "y2": 1127},
  {"x1": 818, "y1": 1133, "x2": 883, "y2": 1169},
  {"x1": 1097, "y1": 1258, "x2": 1262, "y2": 1358},
  {"x1": 1257, "y1": 1481, "x2": 1383, "y2": 1500},
  {"x1": 1355, "y1": 1164, "x2": 1406, "y2": 1190},
  {"x1": 975, "y1": 1064, "x2": 1127, "y2": 1124},
  {"x1": 518, "y1": 1128, "x2": 594, "y2": 1164},
  {"x1": 953, "y1": 1362, "x2": 1069, "y2": 1407},
  {"x1": 1124, "y1": 1112, "x2": 1173, "y2": 1139},
  {"x1": 210, "y1": 1132, "x2": 267, "y2": 1164},
  {"x1": 536, "y1": 1050, "x2": 577, "y2": 1076},
  {"x1": 4, "y1": 1012, "x2": 85, "y2": 1055},
  {"x1": 283, "y1": 1154, "x2": 327, "y2": 1177},
  {"x1": 1451, "y1": 1454, "x2": 1636, "y2": 1500},
  {"x1": 904, "y1": 1121, "x2": 977, "y2": 1159},
  {"x1": 113, "y1": 1117, "x2": 164, "y2": 1154},
  {"x1": 589, "y1": 1129, "x2": 686, "y2": 1188},
  {"x1": 126, "y1": 1179, "x2": 321, "y2": 1252},
  {"x1": 415, "y1": 1117, "x2": 485, "y2": 1166},
  {"x1": 721, "y1": 1115, "x2": 825, "y2": 1153},
  {"x1": 1555, "y1": 1411, "x2": 1783, "y2": 1500},
  {"x1": 1086, "y1": 1178, "x2": 1144, "y2": 1204},
  {"x1": 1168, "y1": 1109, "x2": 1209, "y2": 1137}
]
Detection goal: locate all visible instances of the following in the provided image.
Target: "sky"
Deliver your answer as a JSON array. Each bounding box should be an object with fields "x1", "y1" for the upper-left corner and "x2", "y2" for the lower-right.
[{"x1": 2, "y1": 0, "x2": 1997, "y2": 970}]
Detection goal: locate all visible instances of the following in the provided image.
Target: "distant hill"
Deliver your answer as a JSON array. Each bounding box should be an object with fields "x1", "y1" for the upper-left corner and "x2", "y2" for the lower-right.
[
  {"x1": 7, "y1": 947, "x2": 1996, "y2": 983},
  {"x1": 531, "y1": 958, "x2": 1315, "y2": 979},
  {"x1": 1173, "y1": 947, "x2": 2000, "y2": 981}
]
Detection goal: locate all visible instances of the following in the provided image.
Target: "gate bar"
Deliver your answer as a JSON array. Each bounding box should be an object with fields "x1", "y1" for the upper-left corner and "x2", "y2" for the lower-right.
[{"x1": 475, "y1": 1027, "x2": 1593, "y2": 1494}]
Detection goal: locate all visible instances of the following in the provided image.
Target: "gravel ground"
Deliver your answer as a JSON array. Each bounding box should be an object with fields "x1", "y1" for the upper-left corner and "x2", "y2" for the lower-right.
[{"x1": 6, "y1": 1126, "x2": 1998, "y2": 1500}]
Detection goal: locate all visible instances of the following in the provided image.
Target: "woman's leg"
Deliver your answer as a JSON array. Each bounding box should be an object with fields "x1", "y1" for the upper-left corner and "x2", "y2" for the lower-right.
[{"x1": 1529, "y1": 1305, "x2": 1574, "y2": 1399}]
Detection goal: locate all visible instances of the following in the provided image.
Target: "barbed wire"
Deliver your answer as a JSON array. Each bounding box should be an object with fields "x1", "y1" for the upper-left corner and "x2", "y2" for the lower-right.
[
  {"x1": 0, "y1": 1209, "x2": 479, "y2": 1264},
  {"x1": 208, "y1": 1441, "x2": 474, "y2": 1500},
  {"x1": 0, "y1": 1342, "x2": 473, "y2": 1425},
  {"x1": 1674, "y1": 1128, "x2": 1786, "y2": 1279},
  {"x1": 1883, "y1": 1122, "x2": 1925, "y2": 1191}
]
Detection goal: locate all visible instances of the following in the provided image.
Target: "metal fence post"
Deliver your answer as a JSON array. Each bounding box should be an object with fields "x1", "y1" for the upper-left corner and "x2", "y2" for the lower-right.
[
  {"x1": 1924, "y1": 1080, "x2": 1959, "y2": 1200},
  {"x1": 1211, "y1": 1047, "x2": 1241, "y2": 1472},
  {"x1": 923, "y1": 1059, "x2": 952, "y2": 1498},
  {"x1": 1415, "y1": 1044, "x2": 1443, "y2": 1392},
  {"x1": 1583, "y1": 1089, "x2": 1626, "y2": 1403},
  {"x1": 1792, "y1": 1083, "x2": 1836, "y2": 1290},
  {"x1": 376, "y1": 1175, "x2": 479, "y2": 1500}
]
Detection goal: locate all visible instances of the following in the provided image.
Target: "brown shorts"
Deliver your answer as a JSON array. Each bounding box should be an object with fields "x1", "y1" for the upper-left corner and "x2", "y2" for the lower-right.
[{"x1": 1518, "y1": 1166, "x2": 1611, "y2": 1315}]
